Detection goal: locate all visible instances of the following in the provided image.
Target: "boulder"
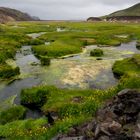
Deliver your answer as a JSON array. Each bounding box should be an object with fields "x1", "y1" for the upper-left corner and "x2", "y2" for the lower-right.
[{"x1": 57, "y1": 89, "x2": 140, "y2": 140}]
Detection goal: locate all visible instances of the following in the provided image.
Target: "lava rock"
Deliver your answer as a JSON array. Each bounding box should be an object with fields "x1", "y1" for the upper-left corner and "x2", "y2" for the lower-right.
[{"x1": 57, "y1": 89, "x2": 140, "y2": 140}]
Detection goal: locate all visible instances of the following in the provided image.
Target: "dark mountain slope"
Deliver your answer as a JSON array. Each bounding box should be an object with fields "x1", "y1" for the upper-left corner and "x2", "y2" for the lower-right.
[
  {"x1": 108, "y1": 3, "x2": 140, "y2": 17},
  {"x1": 88, "y1": 3, "x2": 140, "y2": 22},
  {"x1": 0, "y1": 7, "x2": 38, "y2": 23}
]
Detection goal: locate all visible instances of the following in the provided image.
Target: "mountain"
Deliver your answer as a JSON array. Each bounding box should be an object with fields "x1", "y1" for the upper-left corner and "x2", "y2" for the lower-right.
[
  {"x1": 88, "y1": 3, "x2": 140, "y2": 22},
  {"x1": 107, "y1": 3, "x2": 140, "y2": 17},
  {"x1": 0, "y1": 7, "x2": 39, "y2": 23},
  {"x1": 105, "y1": 3, "x2": 140, "y2": 22},
  {"x1": 87, "y1": 17, "x2": 102, "y2": 22}
]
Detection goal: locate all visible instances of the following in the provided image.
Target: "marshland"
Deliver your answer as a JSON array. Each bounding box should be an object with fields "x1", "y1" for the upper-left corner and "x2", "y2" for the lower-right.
[{"x1": 0, "y1": 21, "x2": 140, "y2": 139}]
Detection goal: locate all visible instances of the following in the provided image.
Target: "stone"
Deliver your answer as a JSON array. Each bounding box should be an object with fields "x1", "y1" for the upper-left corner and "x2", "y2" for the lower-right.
[
  {"x1": 87, "y1": 121, "x2": 97, "y2": 131},
  {"x1": 60, "y1": 136, "x2": 85, "y2": 140},
  {"x1": 96, "y1": 109, "x2": 117, "y2": 122},
  {"x1": 30, "y1": 62, "x2": 39, "y2": 66},
  {"x1": 58, "y1": 89, "x2": 140, "y2": 140},
  {"x1": 134, "y1": 132, "x2": 140, "y2": 139},
  {"x1": 96, "y1": 58, "x2": 103, "y2": 60},
  {"x1": 98, "y1": 136, "x2": 110, "y2": 140},
  {"x1": 68, "y1": 128, "x2": 77, "y2": 136},
  {"x1": 100, "y1": 123, "x2": 111, "y2": 136},
  {"x1": 95, "y1": 124, "x2": 100, "y2": 137},
  {"x1": 108, "y1": 121, "x2": 122, "y2": 134},
  {"x1": 72, "y1": 96, "x2": 83, "y2": 103}
]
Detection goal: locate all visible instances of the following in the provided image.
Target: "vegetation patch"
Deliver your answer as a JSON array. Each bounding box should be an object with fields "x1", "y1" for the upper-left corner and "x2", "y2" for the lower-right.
[
  {"x1": 0, "y1": 105, "x2": 26, "y2": 125},
  {"x1": 0, "y1": 64, "x2": 20, "y2": 79},
  {"x1": 39, "y1": 56, "x2": 51, "y2": 66},
  {"x1": 0, "y1": 21, "x2": 140, "y2": 139},
  {"x1": 112, "y1": 54, "x2": 140, "y2": 78},
  {"x1": 20, "y1": 86, "x2": 52, "y2": 108},
  {"x1": 136, "y1": 40, "x2": 140, "y2": 50},
  {"x1": 29, "y1": 38, "x2": 45, "y2": 45},
  {"x1": 32, "y1": 40, "x2": 83, "y2": 58},
  {"x1": 0, "y1": 118, "x2": 48, "y2": 139},
  {"x1": 90, "y1": 48, "x2": 104, "y2": 57}
]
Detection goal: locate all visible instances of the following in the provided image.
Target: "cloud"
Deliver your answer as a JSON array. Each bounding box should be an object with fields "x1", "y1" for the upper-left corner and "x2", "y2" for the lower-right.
[{"x1": 0, "y1": 0, "x2": 139, "y2": 20}]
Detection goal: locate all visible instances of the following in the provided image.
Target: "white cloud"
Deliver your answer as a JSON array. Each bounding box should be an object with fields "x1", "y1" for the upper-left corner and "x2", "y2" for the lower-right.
[{"x1": 0, "y1": 0, "x2": 139, "y2": 20}]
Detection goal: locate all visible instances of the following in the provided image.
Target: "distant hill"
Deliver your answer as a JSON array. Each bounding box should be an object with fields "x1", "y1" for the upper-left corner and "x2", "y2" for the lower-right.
[
  {"x1": 88, "y1": 3, "x2": 140, "y2": 22},
  {"x1": 0, "y1": 7, "x2": 39, "y2": 23},
  {"x1": 87, "y1": 17, "x2": 102, "y2": 22},
  {"x1": 107, "y1": 3, "x2": 140, "y2": 17}
]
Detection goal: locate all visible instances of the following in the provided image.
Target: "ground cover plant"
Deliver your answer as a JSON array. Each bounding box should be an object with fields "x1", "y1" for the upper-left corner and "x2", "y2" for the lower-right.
[
  {"x1": 0, "y1": 21, "x2": 140, "y2": 139},
  {"x1": 90, "y1": 48, "x2": 104, "y2": 57}
]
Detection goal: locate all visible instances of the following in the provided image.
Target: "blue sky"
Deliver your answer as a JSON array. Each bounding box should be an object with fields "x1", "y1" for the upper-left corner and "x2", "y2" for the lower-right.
[{"x1": 0, "y1": 0, "x2": 139, "y2": 20}]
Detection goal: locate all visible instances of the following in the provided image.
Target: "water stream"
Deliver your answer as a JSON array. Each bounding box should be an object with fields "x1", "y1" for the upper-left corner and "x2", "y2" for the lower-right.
[{"x1": 0, "y1": 32, "x2": 139, "y2": 118}]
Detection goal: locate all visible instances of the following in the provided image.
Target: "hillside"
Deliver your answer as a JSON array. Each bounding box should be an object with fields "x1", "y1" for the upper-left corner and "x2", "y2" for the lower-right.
[
  {"x1": 108, "y1": 3, "x2": 140, "y2": 17},
  {"x1": 0, "y1": 7, "x2": 37, "y2": 23},
  {"x1": 88, "y1": 3, "x2": 140, "y2": 22}
]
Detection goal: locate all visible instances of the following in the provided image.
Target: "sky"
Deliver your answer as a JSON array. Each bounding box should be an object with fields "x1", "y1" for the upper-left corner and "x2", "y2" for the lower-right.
[{"x1": 0, "y1": 0, "x2": 139, "y2": 20}]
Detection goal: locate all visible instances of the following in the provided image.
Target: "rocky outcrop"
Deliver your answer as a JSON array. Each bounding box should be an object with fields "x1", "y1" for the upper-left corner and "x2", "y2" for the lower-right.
[
  {"x1": 56, "y1": 89, "x2": 140, "y2": 140},
  {"x1": 87, "y1": 17, "x2": 102, "y2": 22},
  {"x1": 106, "y1": 16, "x2": 140, "y2": 22},
  {"x1": 87, "y1": 3, "x2": 140, "y2": 22},
  {"x1": 105, "y1": 3, "x2": 140, "y2": 22}
]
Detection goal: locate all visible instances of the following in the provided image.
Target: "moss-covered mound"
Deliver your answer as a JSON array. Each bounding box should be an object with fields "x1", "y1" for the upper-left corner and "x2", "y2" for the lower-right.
[
  {"x1": 112, "y1": 54, "x2": 140, "y2": 78},
  {"x1": 136, "y1": 41, "x2": 140, "y2": 50},
  {"x1": 40, "y1": 56, "x2": 51, "y2": 66},
  {"x1": 0, "y1": 65, "x2": 20, "y2": 79},
  {"x1": 0, "y1": 105, "x2": 26, "y2": 125},
  {"x1": 90, "y1": 49, "x2": 104, "y2": 57},
  {"x1": 21, "y1": 86, "x2": 51, "y2": 108}
]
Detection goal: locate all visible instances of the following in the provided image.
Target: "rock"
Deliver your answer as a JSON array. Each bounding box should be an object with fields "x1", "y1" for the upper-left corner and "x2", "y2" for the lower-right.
[
  {"x1": 98, "y1": 136, "x2": 110, "y2": 140},
  {"x1": 96, "y1": 58, "x2": 103, "y2": 60},
  {"x1": 96, "y1": 109, "x2": 117, "y2": 122},
  {"x1": 58, "y1": 89, "x2": 140, "y2": 140},
  {"x1": 87, "y1": 120, "x2": 97, "y2": 131},
  {"x1": 95, "y1": 124, "x2": 100, "y2": 137},
  {"x1": 59, "y1": 136, "x2": 85, "y2": 140},
  {"x1": 100, "y1": 123, "x2": 111, "y2": 136},
  {"x1": 136, "y1": 43, "x2": 140, "y2": 50},
  {"x1": 30, "y1": 62, "x2": 39, "y2": 66},
  {"x1": 45, "y1": 112, "x2": 54, "y2": 125},
  {"x1": 72, "y1": 96, "x2": 83, "y2": 103},
  {"x1": 117, "y1": 89, "x2": 132, "y2": 97},
  {"x1": 108, "y1": 121, "x2": 122, "y2": 134},
  {"x1": 133, "y1": 113, "x2": 140, "y2": 139},
  {"x1": 67, "y1": 128, "x2": 77, "y2": 137}
]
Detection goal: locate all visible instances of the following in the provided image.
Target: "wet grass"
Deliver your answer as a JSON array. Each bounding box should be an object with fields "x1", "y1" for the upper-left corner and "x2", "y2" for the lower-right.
[
  {"x1": 32, "y1": 40, "x2": 83, "y2": 58},
  {"x1": 1, "y1": 21, "x2": 140, "y2": 71},
  {"x1": 0, "y1": 105, "x2": 26, "y2": 125},
  {"x1": 0, "y1": 21, "x2": 140, "y2": 139},
  {"x1": 112, "y1": 54, "x2": 140, "y2": 77},
  {"x1": 112, "y1": 54, "x2": 140, "y2": 90}
]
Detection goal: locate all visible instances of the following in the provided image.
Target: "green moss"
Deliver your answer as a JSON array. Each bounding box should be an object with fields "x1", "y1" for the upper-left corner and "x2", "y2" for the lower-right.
[
  {"x1": 90, "y1": 48, "x2": 104, "y2": 57},
  {"x1": 32, "y1": 40, "x2": 82, "y2": 58},
  {"x1": 0, "y1": 65, "x2": 20, "y2": 79},
  {"x1": 40, "y1": 56, "x2": 51, "y2": 66},
  {"x1": 20, "y1": 86, "x2": 52, "y2": 108},
  {"x1": 29, "y1": 38, "x2": 44, "y2": 45},
  {"x1": 136, "y1": 41, "x2": 140, "y2": 50},
  {"x1": 112, "y1": 54, "x2": 140, "y2": 78},
  {"x1": 0, "y1": 118, "x2": 48, "y2": 139},
  {"x1": 112, "y1": 54, "x2": 140, "y2": 91},
  {"x1": 117, "y1": 74, "x2": 140, "y2": 90},
  {"x1": 0, "y1": 105, "x2": 26, "y2": 125},
  {"x1": 0, "y1": 96, "x2": 16, "y2": 112}
]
